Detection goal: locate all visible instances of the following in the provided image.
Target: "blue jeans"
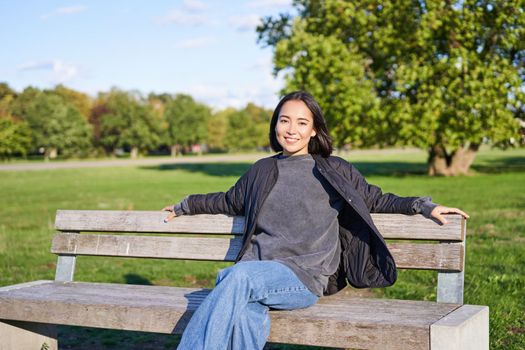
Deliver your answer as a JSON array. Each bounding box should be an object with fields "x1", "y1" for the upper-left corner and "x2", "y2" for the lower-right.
[{"x1": 177, "y1": 260, "x2": 319, "y2": 350}]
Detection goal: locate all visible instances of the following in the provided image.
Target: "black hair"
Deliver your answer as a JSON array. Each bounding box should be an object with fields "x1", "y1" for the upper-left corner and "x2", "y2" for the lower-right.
[{"x1": 269, "y1": 91, "x2": 333, "y2": 157}]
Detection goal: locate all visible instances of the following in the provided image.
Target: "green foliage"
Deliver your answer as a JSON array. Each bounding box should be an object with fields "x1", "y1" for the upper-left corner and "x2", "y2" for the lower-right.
[
  {"x1": 258, "y1": 0, "x2": 524, "y2": 168},
  {"x1": 164, "y1": 94, "x2": 210, "y2": 151},
  {"x1": 11, "y1": 87, "x2": 92, "y2": 158},
  {"x1": 221, "y1": 103, "x2": 271, "y2": 151},
  {"x1": 99, "y1": 89, "x2": 164, "y2": 155},
  {"x1": 0, "y1": 116, "x2": 32, "y2": 159},
  {"x1": 0, "y1": 148, "x2": 523, "y2": 349},
  {"x1": 207, "y1": 108, "x2": 232, "y2": 151},
  {"x1": 0, "y1": 83, "x2": 32, "y2": 159}
]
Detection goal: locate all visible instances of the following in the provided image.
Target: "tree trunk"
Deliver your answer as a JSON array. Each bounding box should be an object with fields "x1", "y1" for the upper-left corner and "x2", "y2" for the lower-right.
[
  {"x1": 428, "y1": 143, "x2": 479, "y2": 176},
  {"x1": 130, "y1": 146, "x2": 139, "y2": 159},
  {"x1": 170, "y1": 144, "x2": 181, "y2": 157},
  {"x1": 44, "y1": 147, "x2": 58, "y2": 161}
]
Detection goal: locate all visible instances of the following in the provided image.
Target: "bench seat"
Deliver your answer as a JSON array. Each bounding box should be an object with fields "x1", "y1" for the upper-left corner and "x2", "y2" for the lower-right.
[{"x1": 0, "y1": 280, "x2": 484, "y2": 349}]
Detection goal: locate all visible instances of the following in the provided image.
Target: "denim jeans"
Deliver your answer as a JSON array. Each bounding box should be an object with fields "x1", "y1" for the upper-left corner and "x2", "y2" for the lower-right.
[{"x1": 177, "y1": 260, "x2": 319, "y2": 350}]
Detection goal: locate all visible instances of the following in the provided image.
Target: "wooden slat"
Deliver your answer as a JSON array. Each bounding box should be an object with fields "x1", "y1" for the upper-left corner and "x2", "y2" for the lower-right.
[
  {"x1": 51, "y1": 233, "x2": 464, "y2": 270},
  {"x1": 371, "y1": 213, "x2": 465, "y2": 241},
  {"x1": 55, "y1": 210, "x2": 464, "y2": 241},
  {"x1": 55, "y1": 210, "x2": 244, "y2": 234},
  {"x1": 0, "y1": 281, "x2": 460, "y2": 349},
  {"x1": 51, "y1": 232, "x2": 242, "y2": 261}
]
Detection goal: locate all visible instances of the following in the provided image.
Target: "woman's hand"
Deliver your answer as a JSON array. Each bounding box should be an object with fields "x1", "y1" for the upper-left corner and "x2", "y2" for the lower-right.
[
  {"x1": 430, "y1": 206, "x2": 470, "y2": 225},
  {"x1": 162, "y1": 205, "x2": 177, "y2": 223}
]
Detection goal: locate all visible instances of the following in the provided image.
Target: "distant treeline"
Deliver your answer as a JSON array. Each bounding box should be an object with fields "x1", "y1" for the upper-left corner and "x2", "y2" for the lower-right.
[{"x1": 0, "y1": 82, "x2": 272, "y2": 159}]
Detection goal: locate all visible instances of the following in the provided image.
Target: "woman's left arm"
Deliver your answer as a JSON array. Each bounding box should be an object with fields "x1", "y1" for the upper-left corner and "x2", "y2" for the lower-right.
[{"x1": 342, "y1": 160, "x2": 469, "y2": 222}]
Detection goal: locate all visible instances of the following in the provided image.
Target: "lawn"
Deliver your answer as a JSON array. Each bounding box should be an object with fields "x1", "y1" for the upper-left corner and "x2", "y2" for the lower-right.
[{"x1": 0, "y1": 148, "x2": 523, "y2": 349}]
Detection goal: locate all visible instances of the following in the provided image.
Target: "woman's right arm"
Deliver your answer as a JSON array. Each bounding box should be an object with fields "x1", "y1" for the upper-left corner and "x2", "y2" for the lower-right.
[{"x1": 163, "y1": 166, "x2": 251, "y2": 222}]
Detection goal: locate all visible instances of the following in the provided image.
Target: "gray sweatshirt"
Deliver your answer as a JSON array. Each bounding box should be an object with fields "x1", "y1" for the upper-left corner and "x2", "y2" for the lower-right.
[{"x1": 174, "y1": 154, "x2": 438, "y2": 296}]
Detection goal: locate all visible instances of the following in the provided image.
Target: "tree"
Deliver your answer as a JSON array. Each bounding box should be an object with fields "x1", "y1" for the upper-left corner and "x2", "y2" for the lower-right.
[
  {"x1": 164, "y1": 94, "x2": 210, "y2": 155},
  {"x1": 258, "y1": 0, "x2": 524, "y2": 175},
  {"x1": 207, "y1": 108, "x2": 232, "y2": 152},
  {"x1": 0, "y1": 116, "x2": 32, "y2": 159},
  {"x1": 10, "y1": 88, "x2": 92, "y2": 159},
  {"x1": 98, "y1": 89, "x2": 163, "y2": 158},
  {"x1": 0, "y1": 83, "x2": 32, "y2": 159},
  {"x1": 53, "y1": 84, "x2": 92, "y2": 120},
  {"x1": 244, "y1": 103, "x2": 272, "y2": 149},
  {"x1": 224, "y1": 109, "x2": 262, "y2": 151}
]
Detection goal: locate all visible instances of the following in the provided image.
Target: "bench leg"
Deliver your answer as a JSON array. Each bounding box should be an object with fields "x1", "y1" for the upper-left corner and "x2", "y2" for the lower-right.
[
  {"x1": 430, "y1": 305, "x2": 489, "y2": 350},
  {"x1": 0, "y1": 320, "x2": 57, "y2": 350}
]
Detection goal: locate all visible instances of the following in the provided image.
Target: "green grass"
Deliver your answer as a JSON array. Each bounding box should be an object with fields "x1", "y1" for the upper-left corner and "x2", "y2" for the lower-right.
[{"x1": 1, "y1": 147, "x2": 524, "y2": 349}]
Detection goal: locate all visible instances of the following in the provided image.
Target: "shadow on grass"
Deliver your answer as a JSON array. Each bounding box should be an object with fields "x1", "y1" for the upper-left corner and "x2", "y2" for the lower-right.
[
  {"x1": 471, "y1": 156, "x2": 525, "y2": 174},
  {"x1": 141, "y1": 161, "x2": 428, "y2": 177},
  {"x1": 124, "y1": 273, "x2": 153, "y2": 285},
  {"x1": 141, "y1": 154, "x2": 524, "y2": 178}
]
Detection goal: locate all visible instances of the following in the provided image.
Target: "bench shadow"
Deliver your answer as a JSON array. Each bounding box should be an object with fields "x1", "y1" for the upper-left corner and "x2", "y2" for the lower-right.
[
  {"x1": 172, "y1": 289, "x2": 211, "y2": 334},
  {"x1": 124, "y1": 273, "x2": 153, "y2": 285}
]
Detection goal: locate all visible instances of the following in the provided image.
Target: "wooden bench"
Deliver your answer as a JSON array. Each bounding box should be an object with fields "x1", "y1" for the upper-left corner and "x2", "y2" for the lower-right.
[{"x1": 0, "y1": 210, "x2": 489, "y2": 350}]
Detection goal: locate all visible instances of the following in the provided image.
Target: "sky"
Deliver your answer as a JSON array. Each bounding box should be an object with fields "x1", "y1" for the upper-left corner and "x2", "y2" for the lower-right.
[{"x1": 0, "y1": 0, "x2": 295, "y2": 110}]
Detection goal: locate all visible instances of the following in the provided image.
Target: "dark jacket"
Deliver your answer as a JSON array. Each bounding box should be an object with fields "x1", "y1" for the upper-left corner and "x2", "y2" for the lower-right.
[{"x1": 184, "y1": 154, "x2": 432, "y2": 295}]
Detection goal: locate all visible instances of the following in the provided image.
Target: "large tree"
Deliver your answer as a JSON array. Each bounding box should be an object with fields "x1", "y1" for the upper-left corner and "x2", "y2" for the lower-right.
[{"x1": 258, "y1": 0, "x2": 524, "y2": 175}]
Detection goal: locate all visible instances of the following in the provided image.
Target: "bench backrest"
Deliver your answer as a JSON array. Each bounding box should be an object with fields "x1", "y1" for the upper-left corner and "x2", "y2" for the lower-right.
[{"x1": 52, "y1": 210, "x2": 466, "y2": 304}]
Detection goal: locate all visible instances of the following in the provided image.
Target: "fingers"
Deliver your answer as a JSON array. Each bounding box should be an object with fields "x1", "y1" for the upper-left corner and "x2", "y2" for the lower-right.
[
  {"x1": 434, "y1": 212, "x2": 448, "y2": 225},
  {"x1": 164, "y1": 212, "x2": 177, "y2": 223},
  {"x1": 441, "y1": 207, "x2": 470, "y2": 220},
  {"x1": 162, "y1": 205, "x2": 176, "y2": 223},
  {"x1": 431, "y1": 206, "x2": 470, "y2": 225}
]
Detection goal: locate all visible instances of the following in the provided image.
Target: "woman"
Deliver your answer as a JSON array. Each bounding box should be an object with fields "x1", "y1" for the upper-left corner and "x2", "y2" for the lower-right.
[{"x1": 163, "y1": 91, "x2": 469, "y2": 350}]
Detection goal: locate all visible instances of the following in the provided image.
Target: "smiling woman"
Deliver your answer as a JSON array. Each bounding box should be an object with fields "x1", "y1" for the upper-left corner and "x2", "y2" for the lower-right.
[
  {"x1": 162, "y1": 90, "x2": 468, "y2": 350},
  {"x1": 274, "y1": 100, "x2": 317, "y2": 156}
]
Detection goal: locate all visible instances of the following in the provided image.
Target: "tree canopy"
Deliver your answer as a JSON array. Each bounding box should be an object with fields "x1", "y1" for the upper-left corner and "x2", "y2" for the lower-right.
[{"x1": 258, "y1": 0, "x2": 524, "y2": 175}]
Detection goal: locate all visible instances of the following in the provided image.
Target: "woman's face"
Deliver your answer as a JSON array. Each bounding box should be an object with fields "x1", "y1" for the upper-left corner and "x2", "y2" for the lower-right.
[{"x1": 275, "y1": 100, "x2": 317, "y2": 156}]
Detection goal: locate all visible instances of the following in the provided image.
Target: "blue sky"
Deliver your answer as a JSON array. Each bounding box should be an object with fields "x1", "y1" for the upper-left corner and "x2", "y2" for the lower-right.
[{"x1": 0, "y1": 0, "x2": 294, "y2": 109}]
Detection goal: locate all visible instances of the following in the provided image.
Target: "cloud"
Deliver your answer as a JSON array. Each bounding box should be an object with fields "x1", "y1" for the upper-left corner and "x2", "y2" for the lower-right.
[
  {"x1": 186, "y1": 79, "x2": 283, "y2": 110},
  {"x1": 229, "y1": 15, "x2": 262, "y2": 32},
  {"x1": 247, "y1": 57, "x2": 273, "y2": 71},
  {"x1": 40, "y1": 5, "x2": 87, "y2": 20},
  {"x1": 182, "y1": 0, "x2": 208, "y2": 12},
  {"x1": 155, "y1": 9, "x2": 209, "y2": 26},
  {"x1": 247, "y1": 0, "x2": 291, "y2": 9},
  {"x1": 175, "y1": 36, "x2": 216, "y2": 49},
  {"x1": 17, "y1": 60, "x2": 80, "y2": 84}
]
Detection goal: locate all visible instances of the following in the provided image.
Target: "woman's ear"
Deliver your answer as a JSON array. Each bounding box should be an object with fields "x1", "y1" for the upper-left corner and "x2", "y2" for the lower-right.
[{"x1": 311, "y1": 129, "x2": 317, "y2": 137}]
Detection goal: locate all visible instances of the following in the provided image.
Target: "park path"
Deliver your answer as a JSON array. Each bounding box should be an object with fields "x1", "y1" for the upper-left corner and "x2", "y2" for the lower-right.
[
  {"x1": 0, "y1": 154, "x2": 268, "y2": 171},
  {"x1": 0, "y1": 148, "x2": 423, "y2": 171}
]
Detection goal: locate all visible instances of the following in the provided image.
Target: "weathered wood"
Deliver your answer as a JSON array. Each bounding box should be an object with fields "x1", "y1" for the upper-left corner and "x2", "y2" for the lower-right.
[
  {"x1": 430, "y1": 305, "x2": 489, "y2": 350},
  {"x1": 0, "y1": 281, "x2": 460, "y2": 349},
  {"x1": 0, "y1": 320, "x2": 57, "y2": 350},
  {"x1": 51, "y1": 232, "x2": 464, "y2": 270},
  {"x1": 55, "y1": 210, "x2": 244, "y2": 234},
  {"x1": 55, "y1": 210, "x2": 464, "y2": 241},
  {"x1": 51, "y1": 233, "x2": 242, "y2": 261}
]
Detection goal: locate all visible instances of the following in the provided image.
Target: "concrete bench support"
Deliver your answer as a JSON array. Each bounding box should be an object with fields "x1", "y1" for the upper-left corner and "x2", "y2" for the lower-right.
[
  {"x1": 431, "y1": 305, "x2": 489, "y2": 350},
  {"x1": 0, "y1": 320, "x2": 57, "y2": 350}
]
